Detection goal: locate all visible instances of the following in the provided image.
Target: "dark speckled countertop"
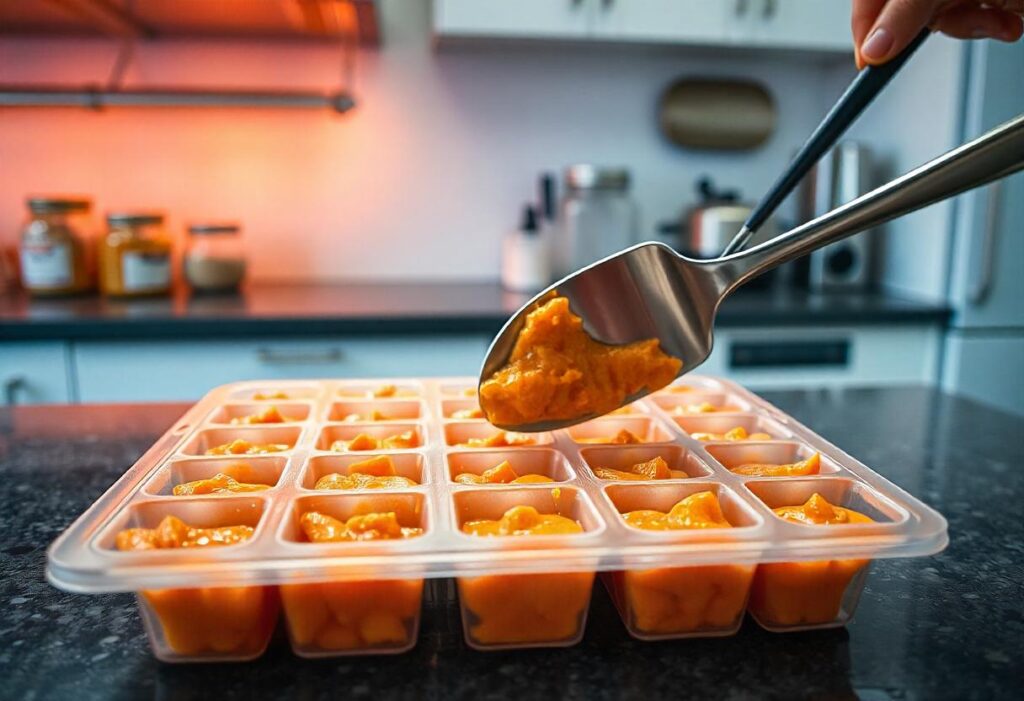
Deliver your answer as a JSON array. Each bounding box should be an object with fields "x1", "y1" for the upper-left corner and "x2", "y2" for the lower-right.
[
  {"x1": 0, "y1": 283, "x2": 950, "y2": 340},
  {"x1": 2, "y1": 387, "x2": 1020, "y2": 700}
]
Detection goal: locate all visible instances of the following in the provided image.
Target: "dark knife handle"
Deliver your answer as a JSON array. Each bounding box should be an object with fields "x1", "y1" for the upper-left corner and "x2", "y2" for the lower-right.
[{"x1": 722, "y1": 28, "x2": 930, "y2": 256}]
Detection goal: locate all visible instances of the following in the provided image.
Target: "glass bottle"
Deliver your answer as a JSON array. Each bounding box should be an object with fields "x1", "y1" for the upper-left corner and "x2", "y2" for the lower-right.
[
  {"x1": 99, "y1": 213, "x2": 173, "y2": 297},
  {"x1": 556, "y1": 166, "x2": 639, "y2": 277},
  {"x1": 184, "y1": 222, "x2": 247, "y2": 292},
  {"x1": 19, "y1": 197, "x2": 95, "y2": 296}
]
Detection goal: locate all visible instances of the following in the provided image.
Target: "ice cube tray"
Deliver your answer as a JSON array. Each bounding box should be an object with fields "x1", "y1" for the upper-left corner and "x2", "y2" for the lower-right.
[{"x1": 47, "y1": 376, "x2": 948, "y2": 660}]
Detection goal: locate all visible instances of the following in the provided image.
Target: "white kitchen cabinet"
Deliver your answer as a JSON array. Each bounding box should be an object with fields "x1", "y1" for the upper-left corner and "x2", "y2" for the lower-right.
[
  {"x1": 0, "y1": 342, "x2": 73, "y2": 404},
  {"x1": 704, "y1": 324, "x2": 943, "y2": 389},
  {"x1": 942, "y1": 332, "x2": 1024, "y2": 417},
  {"x1": 590, "y1": 1, "x2": 727, "y2": 45},
  {"x1": 433, "y1": 0, "x2": 594, "y2": 40},
  {"x1": 433, "y1": 0, "x2": 852, "y2": 52},
  {"x1": 73, "y1": 335, "x2": 490, "y2": 402}
]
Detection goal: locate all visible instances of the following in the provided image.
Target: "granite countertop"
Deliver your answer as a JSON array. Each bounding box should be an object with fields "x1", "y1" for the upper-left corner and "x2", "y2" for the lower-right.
[
  {"x1": 0, "y1": 283, "x2": 951, "y2": 340},
  {"x1": 2, "y1": 386, "x2": 1020, "y2": 700}
]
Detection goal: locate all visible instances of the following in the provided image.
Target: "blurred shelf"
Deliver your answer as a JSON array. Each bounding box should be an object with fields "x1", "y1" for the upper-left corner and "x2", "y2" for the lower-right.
[{"x1": 0, "y1": 0, "x2": 379, "y2": 44}]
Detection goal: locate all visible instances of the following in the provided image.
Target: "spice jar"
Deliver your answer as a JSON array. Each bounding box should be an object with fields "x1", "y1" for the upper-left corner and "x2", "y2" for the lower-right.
[
  {"x1": 184, "y1": 222, "x2": 247, "y2": 292},
  {"x1": 19, "y1": 197, "x2": 95, "y2": 296},
  {"x1": 99, "y1": 213, "x2": 173, "y2": 297}
]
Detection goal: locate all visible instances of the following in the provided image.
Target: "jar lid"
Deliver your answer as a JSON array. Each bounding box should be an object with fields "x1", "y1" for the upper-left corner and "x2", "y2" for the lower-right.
[
  {"x1": 27, "y1": 197, "x2": 92, "y2": 214},
  {"x1": 564, "y1": 165, "x2": 630, "y2": 191},
  {"x1": 106, "y1": 212, "x2": 165, "y2": 226},
  {"x1": 188, "y1": 222, "x2": 241, "y2": 235}
]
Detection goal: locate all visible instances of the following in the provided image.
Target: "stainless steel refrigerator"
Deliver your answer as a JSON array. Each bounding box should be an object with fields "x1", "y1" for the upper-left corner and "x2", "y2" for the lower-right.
[{"x1": 942, "y1": 40, "x2": 1024, "y2": 416}]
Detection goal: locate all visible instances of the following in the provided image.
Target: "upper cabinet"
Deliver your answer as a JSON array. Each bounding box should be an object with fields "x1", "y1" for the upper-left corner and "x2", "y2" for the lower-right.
[{"x1": 433, "y1": 0, "x2": 852, "y2": 53}]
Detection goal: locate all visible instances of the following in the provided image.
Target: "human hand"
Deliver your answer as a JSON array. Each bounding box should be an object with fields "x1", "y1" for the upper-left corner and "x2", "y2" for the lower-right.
[{"x1": 853, "y1": 0, "x2": 1024, "y2": 68}]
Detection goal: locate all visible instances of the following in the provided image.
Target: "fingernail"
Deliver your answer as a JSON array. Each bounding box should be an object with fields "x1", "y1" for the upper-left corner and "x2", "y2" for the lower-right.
[{"x1": 860, "y1": 27, "x2": 894, "y2": 61}]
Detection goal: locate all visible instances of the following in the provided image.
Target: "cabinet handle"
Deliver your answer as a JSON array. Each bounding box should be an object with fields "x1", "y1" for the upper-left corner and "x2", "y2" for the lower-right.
[
  {"x1": 601, "y1": 0, "x2": 613, "y2": 8},
  {"x1": 256, "y1": 348, "x2": 343, "y2": 365},
  {"x1": 735, "y1": 0, "x2": 749, "y2": 16},
  {"x1": 969, "y1": 181, "x2": 1001, "y2": 305},
  {"x1": 4, "y1": 376, "x2": 27, "y2": 405},
  {"x1": 571, "y1": 0, "x2": 584, "y2": 8},
  {"x1": 763, "y1": 0, "x2": 777, "y2": 19}
]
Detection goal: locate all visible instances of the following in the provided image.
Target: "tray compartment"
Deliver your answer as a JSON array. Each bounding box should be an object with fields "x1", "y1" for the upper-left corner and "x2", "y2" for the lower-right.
[
  {"x1": 278, "y1": 492, "x2": 427, "y2": 657},
  {"x1": 745, "y1": 477, "x2": 905, "y2": 632},
  {"x1": 300, "y1": 453, "x2": 427, "y2": 490},
  {"x1": 229, "y1": 384, "x2": 321, "y2": 401},
  {"x1": 100, "y1": 496, "x2": 277, "y2": 663},
  {"x1": 441, "y1": 398, "x2": 484, "y2": 420},
  {"x1": 446, "y1": 449, "x2": 573, "y2": 485},
  {"x1": 673, "y1": 413, "x2": 791, "y2": 441},
  {"x1": 327, "y1": 399, "x2": 424, "y2": 422},
  {"x1": 337, "y1": 382, "x2": 421, "y2": 398},
  {"x1": 144, "y1": 456, "x2": 288, "y2": 496},
  {"x1": 567, "y1": 416, "x2": 673, "y2": 444},
  {"x1": 443, "y1": 422, "x2": 553, "y2": 448},
  {"x1": 280, "y1": 492, "x2": 428, "y2": 545},
  {"x1": 206, "y1": 402, "x2": 311, "y2": 425},
  {"x1": 601, "y1": 480, "x2": 759, "y2": 640},
  {"x1": 452, "y1": 486, "x2": 600, "y2": 650},
  {"x1": 579, "y1": 444, "x2": 713, "y2": 481},
  {"x1": 180, "y1": 426, "x2": 302, "y2": 456},
  {"x1": 316, "y1": 423, "x2": 424, "y2": 451},
  {"x1": 704, "y1": 441, "x2": 838, "y2": 477},
  {"x1": 651, "y1": 391, "x2": 750, "y2": 415}
]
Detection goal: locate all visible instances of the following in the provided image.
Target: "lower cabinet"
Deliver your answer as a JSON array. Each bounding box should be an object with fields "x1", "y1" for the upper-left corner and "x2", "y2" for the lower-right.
[
  {"x1": 0, "y1": 342, "x2": 73, "y2": 404},
  {"x1": 73, "y1": 335, "x2": 491, "y2": 402}
]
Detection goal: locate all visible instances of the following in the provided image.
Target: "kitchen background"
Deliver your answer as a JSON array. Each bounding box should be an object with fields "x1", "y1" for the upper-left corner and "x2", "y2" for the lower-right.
[{"x1": 1, "y1": 0, "x2": 1021, "y2": 415}]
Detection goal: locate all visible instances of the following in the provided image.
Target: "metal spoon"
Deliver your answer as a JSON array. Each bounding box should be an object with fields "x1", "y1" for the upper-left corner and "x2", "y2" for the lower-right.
[{"x1": 479, "y1": 113, "x2": 1024, "y2": 432}]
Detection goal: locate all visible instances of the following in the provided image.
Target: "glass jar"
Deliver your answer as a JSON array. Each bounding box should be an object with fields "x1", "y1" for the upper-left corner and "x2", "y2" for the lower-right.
[
  {"x1": 99, "y1": 213, "x2": 173, "y2": 297},
  {"x1": 556, "y1": 166, "x2": 639, "y2": 277},
  {"x1": 19, "y1": 197, "x2": 95, "y2": 296},
  {"x1": 184, "y1": 222, "x2": 247, "y2": 292}
]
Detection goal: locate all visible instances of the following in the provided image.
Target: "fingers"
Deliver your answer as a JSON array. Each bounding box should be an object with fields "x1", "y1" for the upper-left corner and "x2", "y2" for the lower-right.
[
  {"x1": 852, "y1": 0, "x2": 888, "y2": 67},
  {"x1": 933, "y1": 4, "x2": 1024, "y2": 40},
  {"x1": 859, "y1": 0, "x2": 943, "y2": 66}
]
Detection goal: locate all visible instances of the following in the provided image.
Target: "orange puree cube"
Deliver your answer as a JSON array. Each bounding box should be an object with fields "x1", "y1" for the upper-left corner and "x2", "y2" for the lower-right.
[
  {"x1": 604, "y1": 565, "x2": 754, "y2": 637},
  {"x1": 748, "y1": 558, "x2": 870, "y2": 628},
  {"x1": 457, "y1": 571, "x2": 595, "y2": 648},
  {"x1": 348, "y1": 455, "x2": 396, "y2": 477},
  {"x1": 280, "y1": 578, "x2": 424, "y2": 654},
  {"x1": 140, "y1": 585, "x2": 279, "y2": 659}
]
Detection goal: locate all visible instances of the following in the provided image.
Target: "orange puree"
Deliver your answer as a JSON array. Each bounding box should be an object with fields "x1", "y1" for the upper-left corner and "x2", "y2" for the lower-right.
[
  {"x1": 606, "y1": 492, "x2": 754, "y2": 636},
  {"x1": 577, "y1": 428, "x2": 644, "y2": 444},
  {"x1": 343, "y1": 409, "x2": 389, "y2": 422},
  {"x1": 459, "y1": 430, "x2": 536, "y2": 448},
  {"x1": 592, "y1": 456, "x2": 687, "y2": 481},
  {"x1": 253, "y1": 391, "x2": 289, "y2": 400},
  {"x1": 281, "y1": 509, "x2": 424, "y2": 652},
  {"x1": 479, "y1": 296, "x2": 681, "y2": 427},
  {"x1": 748, "y1": 494, "x2": 873, "y2": 628},
  {"x1": 205, "y1": 439, "x2": 288, "y2": 456},
  {"x1": 451, "y1": 407, "x2": 485, "y2": 419},
  {"x1": 300, "y1": 511, "x2": 423, "y2": 542},
  {"x1": 173, "y1": 472, "x2": 270, "y2": 496},
  {"x1": 229, "y1": 406, "x2": 293, "y2": 425},
  {"x1": 691, "y1": 426, "x2": 771, "y2": 442},
  {"x1": 315, "y1": 455, "x2": 418, "y2": 490},
  {"x1": 458, "y1": 504, "x2": 594, "y2": 646},
  {"x1": 330, "y1": 430, "x2": 419, "y2": 452},
  {"x1": 671, "y1": 402, "x2": 742, "y2": 415},
  {"x1": 454, "y1": 460, "x2": 554, "y2": 485},
  {"x1": 730, "y1": 452, "x2": 820, "y2": 477},
  {"x1": 116, "y1": 516, "x2": 277, "y2": 657}
]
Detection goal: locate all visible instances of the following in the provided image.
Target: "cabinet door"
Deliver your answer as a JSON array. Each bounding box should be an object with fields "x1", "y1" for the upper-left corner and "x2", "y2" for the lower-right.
[
  {"x1": 942, "y1": 332, "x2": 1024, "y2": 417},
  {"x1": 75, "y1": 336, "x2": 490, "y2": 402},
  {"x1": 0, "y1": 342, "x2": 72, "y2": 404},
  {"x1": 433, "y1": 0, "x2": 593, "y2": 39},
  {"x1": 592, "y1": 0, "x2": 727, "y2": 44},
  {"x1": 732, "y1": 0, "x2": 852, "y2": 51}
]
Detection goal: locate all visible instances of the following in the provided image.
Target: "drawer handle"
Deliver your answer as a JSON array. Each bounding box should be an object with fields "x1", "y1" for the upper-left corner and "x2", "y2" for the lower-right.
[
  {"x1": 256, "y1": 348, "x2": 343, "y2": 365},
  {"x1": 4, "y1": 376, "x2": 27, "y2": 405}
]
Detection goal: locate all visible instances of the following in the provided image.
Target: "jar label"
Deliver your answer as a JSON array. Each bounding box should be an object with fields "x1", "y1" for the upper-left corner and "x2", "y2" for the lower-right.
[
  {"x1": 21, "y1": 242, "x2": 72, "y2": 288},
  {"x1": 122, "y1": 252, "x2": 171, "y2": 292}
]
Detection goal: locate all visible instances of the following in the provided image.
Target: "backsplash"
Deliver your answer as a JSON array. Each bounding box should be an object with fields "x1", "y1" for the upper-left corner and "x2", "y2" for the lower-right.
[{"x1": 0, "y1": 0, "x2": 935, "y2": 284}]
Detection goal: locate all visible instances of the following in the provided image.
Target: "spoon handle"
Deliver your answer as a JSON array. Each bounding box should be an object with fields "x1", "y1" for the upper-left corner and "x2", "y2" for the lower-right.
[
  {"x1": 722, "y1": 29, "x2": 930, "y2": 256},
  {"x1": 720, "y1": 113, "x2": 1024, "y2": 291}
]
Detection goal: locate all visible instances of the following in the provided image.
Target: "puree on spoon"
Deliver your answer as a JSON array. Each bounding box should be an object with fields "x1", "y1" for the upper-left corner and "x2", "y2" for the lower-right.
[{"x1": 480, "y1": 296, "x2": 681, "y2": 427}]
